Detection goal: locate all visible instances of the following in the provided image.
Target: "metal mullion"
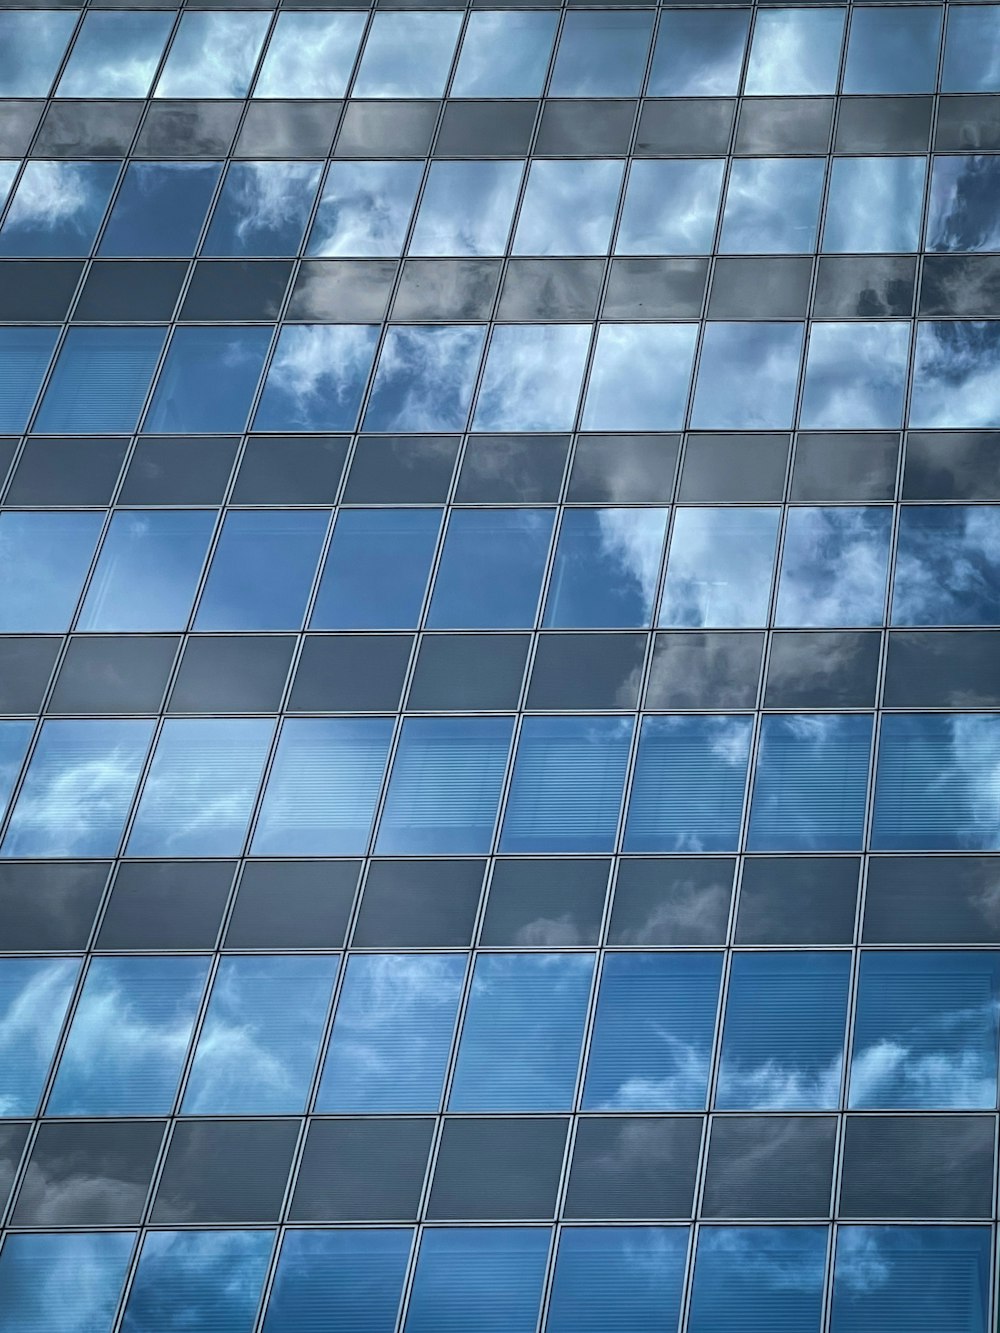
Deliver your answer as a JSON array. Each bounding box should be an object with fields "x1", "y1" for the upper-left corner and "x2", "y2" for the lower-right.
[{"x1": 674, "y1": 1122, "x2": 711, "y2": 1333}]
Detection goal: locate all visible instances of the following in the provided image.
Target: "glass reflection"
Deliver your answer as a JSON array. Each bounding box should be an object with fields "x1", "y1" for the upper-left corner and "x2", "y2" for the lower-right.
[
  {"x1": 549, "y1": 11, "x2": 653, "y2": 97},
  {"x1": 514, "y1": 160, "x2": 623, "y2": 256},
  {"x1": 263, "y1": 1229, "x2": 411, "y2": 1333},
  {"x1": 776, "y1": 506, "x2": 892, "y2": 627},
  {"x1": 689, "y1": 1227, "x2": 827, "y2": 1333},
  {"x1": 648, "y1": 10, "x2": 749, "y2": 95},
  {"x1": 144, "y1": 327, "x2": 271, "y2": 434},
  {"x1": 195, "y1": 510, "x2": 327, "y2": 631},
  {"x1": 545, "y1": 507, "x2": 667, "y2": 628},
  {"x1": 353, "y1": 13, "x2": 463, "y2": 98},
  {"x1": 0, "y1": 724, "x2": 31, "y2": 830},
  {"x1": 0, "y1": 11, "x2": 76, "y2": 97},
  {"x1": 307, "y1": 162, "x2": 422, "y2": 257},
  {"x1": 0, "y1": 163, "x2": 16, "y2": 212},
  {"x1": 0, "y1": 1233, "x2": 133, "y2": 1333},
  {"x1": 405, "y1": 1229, "x2": 548, "y2": 1333},
  {"x1": 410, "y1": 161, "x2": 521, "y2": 257},
  {"x1": 660, "y1": 507, "x2": 779, "y2": 628},
  {"x1": 451, "y1": 12, "x2": 557, "y2": 97},
  {"x1": 616, "y1": 159, "x2": 724, "y2": 255},
  {"x1": 893, "y1": 506, "x2": 1000, "y2": 626},
  {"x1": 0, "y1": 162, "x2": 118, "y2": 258},
  {"x1": 100, "y1": 162, "x2": 220, "y2": 258},
  {"x1": 720, "y1": 158, "x2": 825, "y2": 253},
  {"x1": 121, "y1": 1231, "x2": 273, "y2": 1333},
  {"x1": 311, "y1": 508, "x2": 441, "y2": 630},
  {"x1": 427, "y1": 508, "x2": 554, "y2": 629},
  {"x1": 155, "y1": 11, "x2": 270, "y2": 98},
  {"x1": 800, "y1": 323, "x2": 909, "y2": 429},
  {"x1": 56, "y1": 11, "x2": 172, "y2": 99},
  {"x1": 691, "y1": 323, "x2": 803, "y2": 430},
  {"x1": 842, "y1": 6, "x2": 942, "y2": 94},
  {"x1": 0, "y1": 510, "x2": 101, "y2": 633},
  {"x1": 254, "y1": 12, "x2": 366, "y2": 99},
  {"x1": 0, "y1": 957, "x2": 79, "y2": 1116},
  {"x1": 744, "y1": 8, "x2": 845, "y2": 94},
  {"x1": 364, "y1": 326, "x2": 485, "y2": 432},
  {"x1": 909, "y1": 321, "x2": 1000, "y2": 429},
  {"x1": 34, "y1": 327, "x2": 166, "y2": 435},
  {"x1": 546, "y1": 1227, "x2": 688, "y2": 1333},
  {"x1": 942, "y1": 6, "x2": 1000, "y2": 92},
  {"x1": 583, "y1": 324, "x2": 697, "y2": 430},
  {"x1": 823, "y1": 157, "x2": 925, "y2": 253},
  {"x1": 255, "y1": 325, "x2": 378, "y2": 433},
  {"x1": 203, "y1": 161, "x2": 321, "y2": 257},
  {"x1": 473, "y1": 325, "x2": 590, "y2": 431},
  {"x1": 926, "y1": 156, "x2": 1000, "y2": 252}
]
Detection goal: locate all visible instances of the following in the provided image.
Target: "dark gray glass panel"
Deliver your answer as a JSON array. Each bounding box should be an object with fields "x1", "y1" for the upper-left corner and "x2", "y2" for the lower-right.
[
  {"x1": 735, "y1": 98, "x2": 833, "y2": 154},
  {"x1": 290, "y1": 634, "x2": 411, "y2": 712},
  {"x1": 0, "y1": 1123, "x2": 28, "y2": 1214},
  {"x1": 0, "y1": 637, "x2": 60, "y2": 713},
  {"x1": 236, "y1": 102, "x2": 340, "y2": 159},
  {"x1": 407, "y1": 634, "x2": 528, "y2": 711},
  {"x1": 702, "y1": 1116, "x2": 836, "y2": 1219},
  {"x1": 48, "y1": 637, "x2": 179, "y2": 715},
  {"x1": 840, "y1": 1116, "x2": 994, "y2": 1218},
  {"x1": 74, "y1": 261, "x2": 186, "y2": 322},
  {"x1": 435, "y1": 101, "x2": 536, "y2": 156},
  {"x1": 457, "y1": 436, "x2": 569, "y2": 503},
  {"x1": 97, "y1": 861, "x2": 234, "y2": 950},
  {"x1": 287, "y1": 261, "x2": 395, "y2": 322},
  {"x1": 151, "y1": 1121, "x2": 299, "y2": 1224},
  {"x1": 289, "y1": 1119, "x2": 433, "y2": 1221},
  {"x1": 135, "y1": 102, "x2": 242, "y2": 158},
  {"x1": 679, "y1": 434, "x2": 789, "y2": 503},
  {"x1": 864, "y1": 856, "x2": 1000, "y2": 944},
  {"x1": 0, "y1": 261, "x2": 81, "y2": 320},
  {"x1": 567, "y1": 435, "x2": 678, "y2": 504},
  {"x1": 646, "y1": 632, "x2": 763, "y2": 710},
  {"x1": 353, "y1": 860, "x2": 484, "y2": 947},
  {"x1": 884, "y1": 631, "x2": 1000, "y2": 708},
  {"x1": 564, "y1": 1117, "x2": 702, "y2": 1219},
  {"x1": 226, "y1": 861, "x2": 359, "y2": 949},
  {"x1": 736, "y1": 857, "x2": 860, "y2": 945},
  {"x1": 336, "y1": 102, "x2": 439, "y2": 157},
  {"x1": 481, "y1": 859, "x2": 608, "y2": 947},
  {"x1": 498, "y1": 260, "x2": 604, "y2": 321},
  {"x1": 635, "y1": 100, "x2": 734, "y2": 155},
  {"x1": 791, "y1": 433, "x2": 898, "y2": 503},
  {"x1": 119, "y1": 438, "x2": 239, "y2": 506},
  {"x1": 233, "y1": 437, "x2": 348, "y2": 505},
  {"x1": 813, "y1": 257, "x2": 916, "y2": 319},
  {"x1": 609, "y1": 857, "x2": 734, "y2": 945},
  {"x1": 34, "y1": 101, "x2": 142, "y2": 157},
  {"x1": 180, "y1": 261, "x2": 292, "y2": 322},
  {"x1": 0, "y1": 103, "x2": 42, "y2": 156},
  {"x1": 527, "y1": 634, "x2": 645, "y2": 710},
  {"x1": 6, "y1": 437, "x2": 126, "y2": 506},
  {"x1": 904, "y1": 432, "x2": 1000, "y2": 501},
  {"x1": 603, "y1": 258, "x2": 708, "y2": 320},
  {"x1": 0, "y1": 861, "x2": 108, "y2": 951},
  {"x1": 427, "y1": 1118, "x2": 568, "y2": 1219},
  {"x1": 345, "y1": 436, "x2": 459, "y2": 504},
  {"x1": 765, "y1": 632, "x2": 881, "y2": 709},
  {"x1": 391, "y1": 259, "x2": 500, "y2": 321},
  {"x1": 168, "y1": 636, "x2": 294, "y2": 714},
  {"x1": 709, "y1": 257, "x2": 811, "y2": 320},
  {"x1": 534, "y1": 100, "x2": 635, "y2": 155},
  {"x1": 13, "y1": 1121, "x2": 164, "y2": 1226},
  {"x1": 936, "y1": 95, "x2": 1000, "y2": 151},
  {"x1": 834, "y1": 96, "x2": 933, "y2": 152}
]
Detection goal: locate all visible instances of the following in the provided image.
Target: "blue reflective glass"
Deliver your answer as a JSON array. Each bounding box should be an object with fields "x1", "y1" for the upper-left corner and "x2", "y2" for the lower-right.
[
  {"x1": 583, "y1": 325, "x2": 697, "y2": 430},
  {"x1": 363, "y1": 326, "x2": 485, "y2": 432},
  {"x1": 716, "y1": 952, "x2": 849, "y2": 1110},
  {"x1": 501, "y1": 716, "x2": 634, "y2": 854},
  {"x1": 376, "y1": 716, "x2": 513, "y2": 855},
  {"x1": 873, "y1": 713, "x2": 1000, "y2": 851},
  {"x1": 311, "y1": 508, "x2": 440, "y2": 629},
  {"x1": 550, "y1": 12, "x2": 653, "y2": 96},
  {"x1": 513, "y1": 161, "x2": 623, "y2": 256},
  {"x1": 450, "y1": 953, "x2": 593, "y2": 1111},
  {"x1": 354, "y1": 12, "x2": 462, "y2": 97},
  {"x1": 648, "y1": 9, "x2": 749, "y2": 95},
  {"x1": 822, "y1": 158, "x2": 926, "y2": 253},
  {"x1": 473, "y1": 325, "x2": 590, "y2": 432},
  {"x1": 99, "y1": 163, "x2": 221, "y2": 258},
  {"x1": 144, "y1": 327, "x2": 271, "y2": 433},
  {"x1": 405, "y1": 1229, "x2": 549, "y2": 1333},
  {"x1": 893, "y1": 506, "x2": 1000, "y2": 626},
  {"x1": 624, "y1": 715, "x2": 753, "y2": 853},
  {"x1": 800, "y1": 324, "x2": 909, "y2": 430},
  {"x1": 748, "y1": 714, "x2": 872, "y2": 852},
  {"x1": 263, "y1": 1230, "x2": 412, "y2": 1333},
  {"x1": 0, "y1": 510, "x2": 102, "y2": 633},
  {"x1": 34, "y1": 327, "x2": 166, "y2": 434},
  {"x1": 0, "y1": 163, "x2": 17, "y2": 212},
  {"x1": 253, "y1": 718, "x2": 394, "y2": 857},
  {"x1": 583, "y1": 952, "x2": 722, "y2": 1111},
  {"x1": 0, "y1": 723, "x2": 31, "y2": 828},
  {"x1": 78, "y1": 511, "x2": 214, "y2": 633},
  {"x1": 659, "y1": 507, "x2": 779, "y2": 628},
  {"x1": 195, "y1": 510, "x2": 328, "y2": 631},
  {"x1": 255, "y1": 12, "x2": 367, "y2": 99},
  {"x1": 156, "y1": 12, "x2": 270, "y2": 98},
  {"x1": 843, "y1": 6, "x2": 942, "y2": 94},
  {"x1": 47, "y1": 955, "x2": 208, "y2": 1116},
  {"x1": 775, "y1": 506, "x2": 892, "y2": 627},
  {"x1": 122, "y1": 1231, "x2": 272, "y2": 1333},
  {"x1": 0, "y1": 162, "x2": 118, "y2": 257},
  {"x1": 318, "y1": 953, "x2": 465, "y2": 1112},
  {"x1": 720, "y1": 158, "x2": 825, "y2": 253},
  {"x1": 544, "y1": 508, "x2": 667, "y2": 628},
  {"x1": 546, "y1": 1227, "x2": 688, "y2": 1333},
  {"x1": 0, "y1": 11, "x2": 76, "y2": 96},
  {"x1": 126, "y1": 718, "x2": 273, "y2": 858},
  {"x1": 183, "y1": 955, "x2": 337, "y2": 1115},
  {"x1": 689, "y1": 1227, "x2": 827, "y2": 1333},
  {"x1": 744, "y1": 8, "x2": 845, "y2": 94},
  {"x1": 0, "y1": 1233, "x2": 133, "y2": 1333},
  {"x1": 1, "y1": 719, "x2": 153, "y2": 858},
  {"x1": 203, "y1": 162, "x2": 322, "y2": 257},
  {"x1": 910, "y1": 322, "x2": 1000, "y2": 429},
  {"x1": 926, "y1": 156, "x2": 1000, "y2": 253},
  {"x1": 307, "y1": 162, "x2": 423, "y2": 257},
  {"x1": 942, "y1": 6, "x2": 1000, "y2": 92},
  {"x1": 849, "y1": 951, "x2": 1000, "y2": 1109},
  {"x1": 254, "y1": 325, "x2": 378, "y2": 433},
  {"x1": 0, "y1": 957, "x2": 78, "y2": 1117},
  {"x1": 451, "y1": 12, "x2": 557, "y2": 97},
  {"x1": 691, "y1": 323, "x2": 803, "y2": 430},
  {"x1": 410, "y1": 161, "x2": 522, "y2": 257},
  {"x1": 616, "y1": 159, "x2": 724, "y2": 255},
  {"x1": 57, "y1": 11, "x2": 173, "y2": 99},
  {"x1": 0, "y1": 327, "x2": 58, "y2": 433},
  {"x1": 427, "y1": 509, "x2": 554, "y2": 629}
]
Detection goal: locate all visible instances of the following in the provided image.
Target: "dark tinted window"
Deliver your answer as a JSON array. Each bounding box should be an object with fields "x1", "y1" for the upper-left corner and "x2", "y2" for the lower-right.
[
  {"x1": 289, "y1": 1119, "x2": 433, "y2": 1222},
  {"x1": 427, "y1": 1118, "x2": 568, "y2": 1219}
]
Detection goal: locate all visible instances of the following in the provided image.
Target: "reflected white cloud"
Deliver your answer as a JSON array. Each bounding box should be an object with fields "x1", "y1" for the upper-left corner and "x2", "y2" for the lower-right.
[
  {"x1": 583, "y1": 324, "x2": 696, "y2": 430},
  {"x1": 254, "y1": 12, "x2": 366, "y2": 98},
  {"x1": 648, "y1": 10, "x2": 748, "y2": 95},
  {"x1": 364, "y1": 325, "x2": 485, "y2": 432},
  {"x1": 123, "y1": 1230, "x2": 272, "y2": 1333},
  {"x1": 616, "y1": 159, "x2": 724, "y2": 254},
  {"x1": 823, "y1": 157, "x2": 926, "y2": 253},
  {"x1": 155, "y1": 11, "x2": 270, "y2": 98},
  {"x1": 256, "y1": 324, "x2": 378, "y2": 432},
  {"x1": 451, "y1": 11, "x2": 557, "y2": 96},
  {"x1": 892, "y1": 505, "x2": 1000, "y2": 626},
  {"x1": 660, "y1": 507, "x2": 779, "y2": 627},
  {"x1": 0, "y1": 1232, "x2": 134, "y2": 1333},
  {"x1": 927, "y1": 156, "x2": 1000, "y2": 252},
  {"x1": 56, "y1": 11, "x2": 172, "y2": 98},
  {"x1": 514, "y1": 160, "x2": 623, "y2": 255},
  {"x1": 307, "y1": 161, "x2": 422, "y2": 257},
  {"x1": 776, "y1": 506, "x2": 892, "y2": 627},
  {"x1": 691, "y1": 323, "x2": 803, "y2": 429},
  {"x1": 205, "y1": 161, "x2": 321, "y2": 256},
  {"x1": 1, "y1": 162, "x2": 117, "y2": 246},
  {"x1": 720, "y1": 158, "x2": 824, "y2": 253},
  {"x1": 410, "y1": 160, "x2": 522, "y2": 257},
  {"x1": 800, "y1": 322, "x2": 909, "y2": 428},
  {"x1": 911, "y1": 320, "x2": 1000, "y2": 428},
  {"x1": 0, "y1": 958, "x2": 78, "y2": 1115},
  {"x1": 473, "y1": 324, "x2": 590, "y2": 431},
  {"x1": 0, "y1": 11, "x2": 76, "y2": 97},
  {"x1": 744, "y1": 8, "x2": 844, "y2": 94},
  {"x1": 353, "y1": 12, "x2": 462, "y2": 98}
]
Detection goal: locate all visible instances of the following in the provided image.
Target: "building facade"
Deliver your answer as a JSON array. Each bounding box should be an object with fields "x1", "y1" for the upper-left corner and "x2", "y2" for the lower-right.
[{"x1": 0, "y1": 1, "x2": 998, "y2": 1329}]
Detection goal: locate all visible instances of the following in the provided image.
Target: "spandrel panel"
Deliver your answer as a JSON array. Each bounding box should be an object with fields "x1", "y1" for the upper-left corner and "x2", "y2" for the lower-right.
[
  {"x1": 545, "y1": 1227, "x2": 688, "y2": 1333},
  {"x1": 255, "y1": 12, "x2": 366, "y2": 99},
  {"x1": 451, "y1": 12, "x2": 557, "y2": 98},
  {"x1": 262, "y1": 1229, "x2": 412, "y2": 1333},
  {"x1": 648, "y1": 10, "x2": 749, "y2": 96},
  {"x1": 404, "y1": 1229, "x2": 549, "y2": 1333},
  {"x1": 307, "y1": 162, "x2": 422, "y2": 258},
  {"x1": 719, "y1": 159, "x2": 824, "y2": 254},
  {"x1": 659, "y1": 507, "x2": 779, "y2": 628},
  {"x1": 311, "y1": 508, "x2": 440, "y2": 630},
  {"x1": 689, "y1": 1227, "x2": 827, "y2": 1333},
  {"x1": 775, "y1": 506, "x2": 892, "y2": 628},
  {"x1": 822, "y1": 158, "x2": 926, "y2": 253},
  {"x1": 410, "y1": 162, "x2": 522, "y2": 258},
  {"x1": 56, "y1": 11, "x2": 172, "y2": 100},
  {"x1": 473, "y1": 325, "x2": 590, "y2": 432},
  {"x1": 800, "y1": 324, "x2": 910, "y2": 430},
  {"x1": 0, "y1": 162, "x2": 118, "y2": 258},
  {"x1": 0, "y1": 510, "x2": 102, "y2": 633},
  {"x1": 616, "y1": 160, "x2": 725, "y2": 256},
  {"x1": 582, "y1": 325, "x2": 697, "y2": 431},
  {"x1": 203, "y1": 162, "x2": 322, "y2": 258},
  {"x1": 0, "y1": 1233, "x2": 134, "y2": 1333},
  {"x1": 427, "y1": 508, "x2": 554, "y2": 629},
  {"x1": 155, "y1": 12, "x2": 270, "y2": 99},
  {"x1": 121, "y1": 1231, "x2": 273, "y2": 1333},
  {"x1": 549, "y1": 12, "x2": 653, "y2": 98},
  {"x1": 353, "y1": 13, "x2": 463, "y2": 99},
  {"x1": 194, "y1": 510, "x2": 328, "y2": 632},
  {"x1": 363, "y1": 326, "x2": 486, "y2": 433},
  {"x1": 254, "y1": 325, "x2": 378, "y2": 434},
  {"x1": 744, "y1": 9, "x2": 845, "y2": 95},
  {"x1": 690, "y1": 323, "x2": 803, "y2": 430},
  {"x1": 893, "y1": 506, "x2": 1000, "y2": 626},
  {"x1": 0, "y1": 957, "x2": 79, "y2": 1117},
  {"x1": 513, "y1": 161, "x2": 623, "y2": 257}
]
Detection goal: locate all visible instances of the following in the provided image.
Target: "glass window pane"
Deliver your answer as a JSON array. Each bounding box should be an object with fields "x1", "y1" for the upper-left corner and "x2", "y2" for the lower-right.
[
  {"x1": 775, "y1": 506, "x2": 892, "y2": 627},
  {"x1": 410, "y1": 161, "x2": 521, "y2": 257},
  {"x1": 691, "y1": 323, "x2": 803, "y2": 430},
  {"x1": 0, "y1": 511, "x2": 102, "y2": 633},
  {"x1": 57, "y1": 12, "x2": 172, "y2": 99},
  {"x1": 427, "y1": 509, "x2": 553, "y2": 629},
  {"x1": 0, "y1": 327, "x2": 57, "y2": 432},
  {"x1": 252, "y1": 718, "x2": 394, "y2": 856},
  {"x1": 582, "y1": 325, "x2": 697, "y2": 431},
  {"x1": 583, "y1": 952, "x2": 721, "y2": 1111},
  {"x1": 452, "y1": 12, "x2": 557, "y2": 97},
  {"x1": 513, "y1": 161, "x2": 623, "y2": 256},
  {"x1": 122, "y1": 1231, "x2": 272, "y2": 1333},
  {"x1": 363, "y1": 326, "x2": 485, "y2": 433},
  {"x1": 34, "y1": 327, "x2": 165, "y2": 434},
  {"x1": 255, "y1": 12, "x2": 366, "y2": 98},
  {"x1": 182, "y1": 955, "x2": 337, "y2": 1115},
  {"x1": 203, "y1": 162, "x2": 322, "y2": 257},
  {"x1": 800, "y1": 323, "x2": 909, "y2": 430},
  {"x1": 545, "y1": 508, "x2": 667, "y2": 628},
  {"x1": 550, "y1": 12, "x2": 653, "y2": 97},
  {"x1": 78, "y1": 511, "x2": 215, "y2": 633},
  {"x1": 99, "y1": 162, "x2": 220, "y2": 259},
  {"x1": 942, "y1": 6, "x2": 1000, "y2": 92},
  {"x1": 893, "y1": 506, "x2": 1000, "y2": 627},
  {"x1": 0, "y1": 11, "x2": 76, "y2": 96},
  {"x1": 307, "y1": 162, "x2": 422, "y2": 258},
  {"x1": 690, "y1": 1227, "x2": 827, "y2": 1333},
  {"x1": 449, "y1": 953, "x2": 593, "y2": 1111},
  {"x1": 823, "y1": 158, "x2": 926, "y2": 253},
  {"x1": 716, "y1": 952, "x2": 849, "y2": 1110},
  {"x1": 745, "y1": 8, "x2": 845, "y2": 94},
  {"x1": 910, "y1": 322, "x2": 1000, "y2": 429},
  {"x1": 0, "y1": 1233, "x2": 133, "y2": 1333},
  {"x1": 263, "y1": 1230, "x2": 411, "y2": 1333},
  {"x1": 318, "y1": 953, "x2": 464, "y2": 1112},
  {"x1": 144, "y1": 327, "x2": 271, "y2": 434},
  {"x1": 404, "y1": 1229, "x2": 549, "y2": 1333},
  {"x1": 624, "y1": 715, "x2": 753, "y2": 853},
  {"x1": 376, "y1": 716, "x2": 512, "y2": 855},
  {"x1": 47, "y1": 955, "x2": 208, "y2": 1116},
  {"x1": 849, "y1": 951, "x2": 1000, "y2": 1109},
  {"x1": 720, "y1": 159, "x2": 825, "y2": 253},
  {"x1": 546, "y1": 1227, "x2": 688, "y2": 1333},
  {"x1": 926, "y1": 156, "x2": 1000, "y2": 253},
  {"x1": 616, "y1": 160, "x2": 724, "y2": 255},
  {"x1": 648, "y1": 10, "x2": 749, "y2": 95},
  {"x1": 311, "y1": 508, "x2": 440, "y2": 630},
  {"x1": 843, "y1": 6, "x2": 942, "y2": 94},
  {"x1": 195, "y1": 510, "x2": 327, "y2": 631},
  {"x1": 354, "y1": 13, "x2": 462, "y2": 98},
  {"x1": 473, "y1": 325, "x2": 590, "y2": 432},
  {"x1": 660, "y1": 507, "x2": 779, "y2": 628},
  {"x1": 0, "y1": 723, "x2": 31, "y2": 828},
  {"x1": 1, "y1": 719, "x2": 153, "y2": 858},
  {"x1": 0, "y1": 957, "x2": 79, "y2": 1116},
  {"x1": 156, "y1": 12, "x2": 270, "y2": 98},
  {"x1": 0, "y1": 162, "x2": 118, "y2": 257},
  {"x1": 254, "y1": 325, "x2": 377, "y2": 433}
]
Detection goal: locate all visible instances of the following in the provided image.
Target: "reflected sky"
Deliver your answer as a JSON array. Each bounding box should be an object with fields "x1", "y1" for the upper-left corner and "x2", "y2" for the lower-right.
[
  {"x1": 307, "y1": 161, "x2": 422, "y2": 257},
  {"x1": 616, "y1": 159, "x2": 724, "y2": 255},
  {"x1": 0, "y1": 1232, "x2": 134, "y2": 1333},
  {"x1": 255, "y1": 325, "x2": 378, "y2": 432},
  {"x1": 893, "y1": 505, "x2": 1000, "y2": 626},
  {"x1": 823, "y1": 157, "x2": 926, "y2": 253},
  {"x1": 941, "y1": 6, "x2": 1000, "y2": 92},
  {"x1": 56, "y1": 11, "x2": 172, "y2": 99},
  {"x1": 800, "y1": 323, "x2": 909, "y2": 429},
  {"x1": 0, "y1": 723, "x2": 31, "y2": 830},
  {"x1": 473, "y1": 325, "x2": 590, "y2": 431},
  {"x1": 0, "y1": 327, "x2": 57, "y2": 433},
  {"x1": 909, "y1": 321, "x2": 1000, "y2": 428},
  {"x1": 254, "y1": 12, "x2": 366, "y2": 98},
  {"x1": 660, "y1": 507, "x2": 779, "y2": 627},
  {"x1": 263, "y1": 1229, "x2": 412, "y2": 1333},
  {"x1": 583, "y1": 324, "x2": 697, "y2": 430},
  {"x1": 194, "y1": 509, "x2": 327, "y2": 631},
  {"x1": 689, "y1": 1227, "x2": 827, "y2": 1333},
  {"x1": 203, "y1": 161, "x2": 321, "y2": 257},
  {"x1": 410, "y1": 161, "x2": 521, "y2": 257},
  {"x1": 311, "y1": 507, "x2": 439, "y2": 630},
  {"x1": 427, "y1": 508, "x2": 553, "y2": 629},
  {"x1": 513, "y1": 160, "x2": 623, "y2": 256},
  {"x1": 843, "y1": 5, "x2": 942, "y2": 94},
  {"x1": 143, "y1": 326, "x2": 271, "y2": 434},
  {"x1": 100, "y1": 161, "x2": 220, "y2": 258},
  {"x1": 744, "y1": 7, "x2": 845, "y2": 94},
  {"x1": 35, "y1": 327, "x2": 166, "y2": 435},
  {"x1": 364, "y1": 325, "x2": 485, "y2": 432},
  {"x1": 451, "y1": 11, "x2": 556, "y2": 97},
  {"x1": 547, "y1": 1227, "x2": 688, "y2": 1333},
  {"x1": 352, "y1": 12, "x2": 462, "y2": 98},
  {"x1": 720, "y1": 158, "x2": 824, "y2": 253},
  {"x1": 691, "y1": 323, "x2": 803, "y2": 429},
  {"x1": 155, "y1": 12, "x2": 270, "y2": 98},
  {"x1": 0, "y1": 957, "x2": 79, "y2": 1116},
  {"x1": 47, "y1": 955, "x2": 208, "y2": 1116},
  {"x1": 0, "y1": 162, "x2": 118, "y2": 257},
  {"x1": 122, "y1": 1230, "x2": 272, "y2": 1333},
  {"x1": 926, "y1": 156, "x2": 1000, "y2": 252},
  {"x1": 549, "y1": 11, "x2": 653, "y2": 97},
  {"x1": 775, "y1": 506, "x2": 892, "y2": 627},
  {"x1": 0, "y1": 11, "x2": 76, "y2": 97},
  {"x1": 545, "y1": 507, "x2": 667, "y2": 628},
  {"x1": 0, "y1": 162, "x2": 15, "y2": 212},
  {"x1": 0, "y1": 509, "x2": 101, "y2": 633},
  {"x1": 648, "y1": 9, "x2": 748, "y2": 95},
  {"x1": 405, "y1": 1228, "x2": 548, "y2": 1333}
]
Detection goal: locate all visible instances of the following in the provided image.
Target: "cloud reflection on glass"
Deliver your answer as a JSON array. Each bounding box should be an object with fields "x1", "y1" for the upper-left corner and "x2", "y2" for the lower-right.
[
  {"x1": 909, "y1": 321, "x2": 1000, "y2": 428},
  {"x1": 307, "y1": 161, "x2": 422, "y2": 257},
  {"x1": 583, "y1": 324, "x2": 697, "y2": 430},
  {"x1": 121, "y1": 1230, "x2": 273, "y2": 1333},
  {"x1": 409, "y1": 161, "x2": 521, "y2": 256},
  {"x1": 352, "y1": 12, "x2": 462, "y2": 98},
  {"x1": 822, "y1": 157, "x2": 926, "y2": 253},
  {"x1": 254, "y1": 12, "x2": 366, "y2": 98},
  {"x1": 616, "y1": 159, "x2": 724, "y2": 255},
  {"x1": 743, "y1": 7, "x2": 844, "y2": 94},
  {"x1": 155, "y1": 11, "x2": 270, "y2": 98},
  {"x1": 513, "y1": 160, "x2": 623, "y2": 255},
  {"x1": 56, "y1": 11, "x2": 172, "y2": 98},
  {"x1": 545, "y1": 507, "x2": 668, "y2": 627},
  {"x1": 203, "y1": 161, "x2": 322, "y2": 256},
  {"x1": 546, "y1": 1226, "x2": 688, "y2": 1333},
  {"x1": 363, "y1": 325, "x2": 485, "y2": 432},
  {"x1": 691, "y1": 323, "x2": 803, "y2": 429},
  {"x1": 255, "y1": 325, "x2": 378, "y2": 432},
  {"x1": 0, "y1": 162, "x2": 119, "y2": 257},
  {"x1": 0, "y1": 11, "x2": 76, "y2": 96},
  {"x1": 473, "y1": 324, "x2": 590, "y2": 431},
  {"x1": 892, "y1": 505, "x2": 1000, "y2": 626},
  {"x1": 648, "y1": 9, "x2": 748, "y2": 95},
  {"x1": 451, "y1": 11, "x2": 557, "y2": 96},
  {"x1": 800, "y1": 323, "x2": 910, "y2": 429},
  {"x1": 0, "y1": 1232, "x2": 134, "y2": 1333},
  {"x1": 775, "y1": 506, "x2": 892, "y2": 626},
  {"x1": 0, "y1": 509, "x2": 101, "y2": 632},
  {"x1": 660, "y1": 507, "x2": 779, "y2": 628},
  {"x1": 720, "y1": 158, "x2": 825, "y2": 253},
  {"x1": 689, "y1": 1226, "x2": 827, "y2": 1333},
  {"x1": 0, "y1": 957, "x2": 79, "y2": 1116}
]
